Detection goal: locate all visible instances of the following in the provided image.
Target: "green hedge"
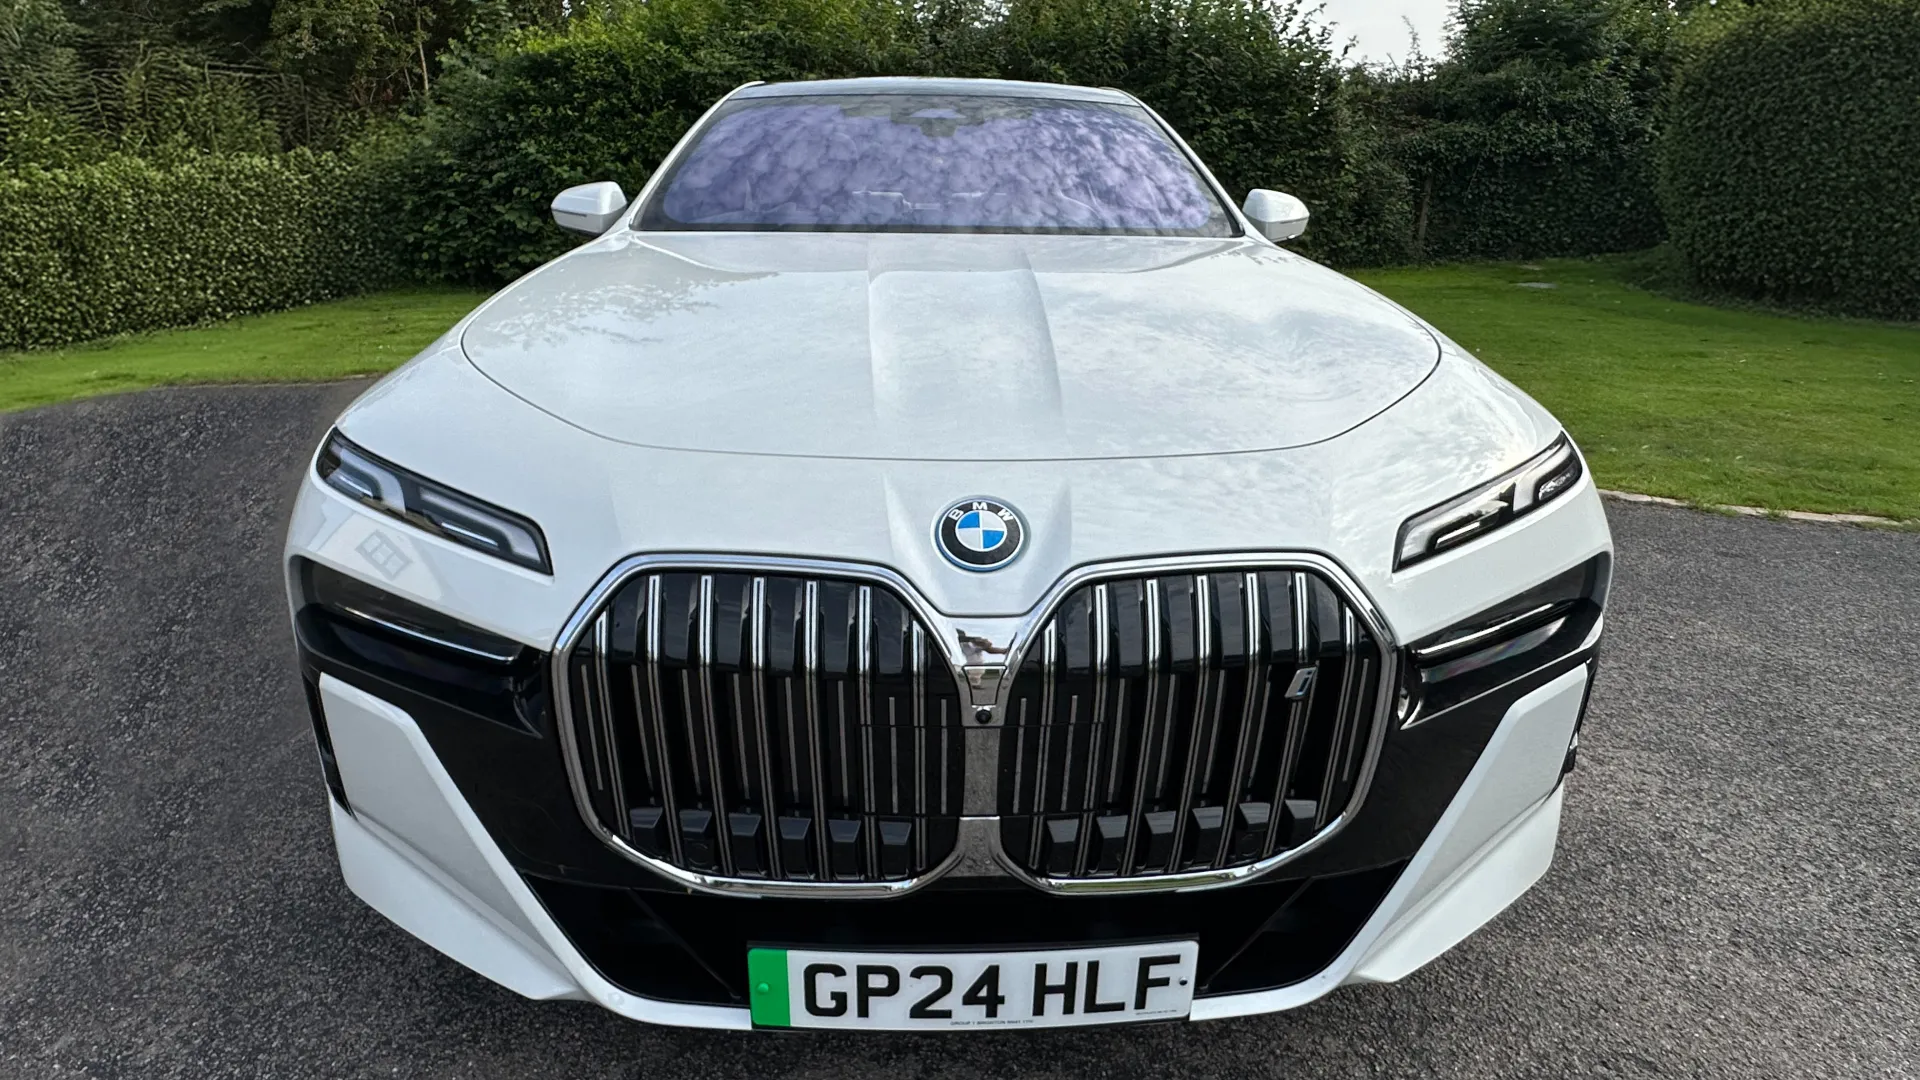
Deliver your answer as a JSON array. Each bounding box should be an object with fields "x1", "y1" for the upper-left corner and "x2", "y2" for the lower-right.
[
  {"x1": 1397, "y1": 69, "x2": 1667, "y2": 261},
  {"x1": 1657, "y1": 0, "x2": 1920, "y2": 320},
  {"x1": 0, "y1": 150, "x2": 407, "y2": 350}
]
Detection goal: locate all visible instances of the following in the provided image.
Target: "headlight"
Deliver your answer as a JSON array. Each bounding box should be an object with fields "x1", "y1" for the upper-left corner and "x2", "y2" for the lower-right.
[
  {"x1": 316, "y1": 430, "x2": 552, "y2": 574},
  {"x1": 1394, "y1": 434, "x2": 1584, "y2": 570}
]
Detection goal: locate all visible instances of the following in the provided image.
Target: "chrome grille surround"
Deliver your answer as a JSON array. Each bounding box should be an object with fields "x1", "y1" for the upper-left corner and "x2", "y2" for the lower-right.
[
  {"x1": 553, "y1": 555, "x2": 974, "y2": 898},
  {"x1": 552, "y1": 552, "x2": 1397, "y2": 898},
  {"x1": 993, "y1": 566, "x2": 1391, "y2": 890}
]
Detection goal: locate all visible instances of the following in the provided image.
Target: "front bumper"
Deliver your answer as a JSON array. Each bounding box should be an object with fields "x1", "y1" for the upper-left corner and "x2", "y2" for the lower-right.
[
  {"x1": 287, "y1": 406, "x2": 1613, "y2": 1027},
  {"x1": 311, "y1": 642, "x2": 1591, "y2": 1028}
]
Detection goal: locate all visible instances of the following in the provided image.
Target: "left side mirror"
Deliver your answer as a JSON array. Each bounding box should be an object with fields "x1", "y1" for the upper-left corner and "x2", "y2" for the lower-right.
[
  {"x1": 1242, "y1": 189, "x2": 1309, "y2": 242},
  {"x1": 551, "y1": 181, "x2": 629, "y2": 236}
]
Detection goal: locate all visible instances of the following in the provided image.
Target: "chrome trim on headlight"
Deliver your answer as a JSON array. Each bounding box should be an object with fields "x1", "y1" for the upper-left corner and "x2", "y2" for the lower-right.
[
  {"x1": 317, "y1": 430, "x2": 552, "y2": 574},
  {"x1": 1409, "y1": 602, "x2": 1566, "y2": 664},
  {"x1": 1395, "y1": 435, "x2": 1585, "y2": 570}
]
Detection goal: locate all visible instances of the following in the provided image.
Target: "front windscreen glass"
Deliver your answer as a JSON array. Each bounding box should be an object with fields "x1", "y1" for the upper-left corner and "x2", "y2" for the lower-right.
[{"x1": 637, "y1": 94, "x2": 1236, "y2": 236}]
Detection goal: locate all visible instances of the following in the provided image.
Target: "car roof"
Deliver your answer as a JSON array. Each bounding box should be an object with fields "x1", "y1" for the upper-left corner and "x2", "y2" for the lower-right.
[{"x1": 732, "y1": 77, "x2": 1139, "y2": 105}]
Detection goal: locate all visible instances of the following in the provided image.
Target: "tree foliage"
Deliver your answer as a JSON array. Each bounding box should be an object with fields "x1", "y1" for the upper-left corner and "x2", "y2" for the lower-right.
[
  {"x1": 0, "y1": 0, "x2": 93, "y2": 165},
  {"x1": 989, "y1": 0, "x2": 1413, "y2": 266},
  {"x1": 1383, "y1": 0, "x2": 1673, "y2": 260},
  {"x1": 0, "y1": 0, "x2": 553, "y2": 160},
  {"x1": 1657, "y1": 0, "x2": 1920, "y2": 320}
]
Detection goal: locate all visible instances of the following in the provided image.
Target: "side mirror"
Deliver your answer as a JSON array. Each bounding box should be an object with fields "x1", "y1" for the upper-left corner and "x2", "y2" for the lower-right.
[
  {"x1": 1242, "y1": 189, "x2": 1309, "y2": 242},
  {"x1": 551, "y1": 181, "x2": 629, "y2": 236}
]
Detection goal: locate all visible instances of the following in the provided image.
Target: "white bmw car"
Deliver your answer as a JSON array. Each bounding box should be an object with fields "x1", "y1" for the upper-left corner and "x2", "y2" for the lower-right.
[{"x1": 286, "y1": 77, "x2": 1611, "y2": 1031}]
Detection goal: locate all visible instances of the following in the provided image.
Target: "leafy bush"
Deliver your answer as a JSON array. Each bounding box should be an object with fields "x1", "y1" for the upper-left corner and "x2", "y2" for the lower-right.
[
  {"x1": 1657, "y1": 0, "x2": 1920, "y2": 320},
  {"x1": 1386, "y1": 0, "x2": 1672, "y2": 261},
  {"x1": 0, "y1": 150, "x2": 407, "y2": 349}
]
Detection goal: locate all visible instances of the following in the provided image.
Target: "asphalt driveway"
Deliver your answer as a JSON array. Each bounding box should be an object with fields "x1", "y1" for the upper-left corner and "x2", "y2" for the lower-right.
[{"x1": 1, "y1": 384, "x2": 1915, "y2": 1079}]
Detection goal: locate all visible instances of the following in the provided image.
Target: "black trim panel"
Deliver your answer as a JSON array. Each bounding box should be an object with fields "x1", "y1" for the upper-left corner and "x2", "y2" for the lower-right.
[
  {"x1": 524, "y1": 862, "x2": 1406, "y2": 1006},
  {"x1": 1279, "y1": 648, "x2": 1592, "y2": 879}
]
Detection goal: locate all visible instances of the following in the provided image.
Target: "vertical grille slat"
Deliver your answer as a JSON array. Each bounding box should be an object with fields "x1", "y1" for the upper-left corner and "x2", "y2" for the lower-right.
[
  {"x1": 801, "y1": 580, "x2": 831, "y2": 875},
  {"x1": 567, "y1": 568, "x2": 964, "y2": 886},
  {"x1": 1262, "y1": 572, "x2": 1315, "y2": 857},
  {"x1": 912, "y1": 621, "x2": 929, "y2": 869},
  {"x1": 1316, "y1": 609, "x2": 1363, "y2": 830},
  {"x1": 1214, "y1": 571, "x2": 1264, "y2": 868},
  {"x1": 1169, "y1": 575, "x2": 1213, "y2": 871},
  {"x1": 748, "y1": 575, "x2": 782, "y2": 879},
  {"x1": 642, "y1": 575, "x2": 686, "y2": 866},
  {"x1": 857, "y1": 585, "x2": 879, "y2": 880},
  {"x1": 1072, "y1": 583, "x2": 1113, "y2": 876},
  {"x1": 1119, "y1": 577, "x2": 1164, "y2": 875},
  {"x1": 695, "y1": 574, "x2": 735, "y2": 876},
  {"x1": 937, "y1": 697, "x2": 951, "y2": 817},
  {"x1": 1001, "y1": 565, "x2": 1384, "y2": 882},
  {"x1": 577, "y1": 613, "x2": 610, "y2": 803},
  {"x1": 593, "y1": 614, "x2": 630, "y2": 842},
  {"x1": 1024, "y1": 622, "x2": 1053, "y2": 863}
]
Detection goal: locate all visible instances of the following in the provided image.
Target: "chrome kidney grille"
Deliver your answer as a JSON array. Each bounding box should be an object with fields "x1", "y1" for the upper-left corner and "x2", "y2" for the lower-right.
[
  {"x1": 997, "y1": 569, "x2": 1386, "y2": 881},
  {"x1": 562, "y1": 571, "x2": 966, "y2": 885}
]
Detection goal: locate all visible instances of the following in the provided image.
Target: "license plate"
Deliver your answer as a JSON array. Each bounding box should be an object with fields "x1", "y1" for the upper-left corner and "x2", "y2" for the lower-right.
[{"x1": 747, "y1": 941, "x2": 1199, "y2": 1030}]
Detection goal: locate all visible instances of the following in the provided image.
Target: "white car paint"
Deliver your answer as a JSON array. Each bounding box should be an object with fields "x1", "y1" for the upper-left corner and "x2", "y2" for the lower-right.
[
  {"x1": 285, "y1": 75, "x2": 1612, "y2": 1029},
  {"x1": 459, "y1": 232, "x2": 1441, "y2": 461}
]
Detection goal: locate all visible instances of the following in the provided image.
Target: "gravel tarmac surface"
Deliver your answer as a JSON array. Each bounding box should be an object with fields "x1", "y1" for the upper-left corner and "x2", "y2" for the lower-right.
[{"x1": 1, "y1": 383, "x2": 1916, "y2": 1079}]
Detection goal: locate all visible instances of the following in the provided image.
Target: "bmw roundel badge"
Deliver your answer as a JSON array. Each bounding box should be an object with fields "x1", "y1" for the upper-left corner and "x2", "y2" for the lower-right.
[{"x1": 935, "y1": 498, "x2": 1026, "y2": 571}]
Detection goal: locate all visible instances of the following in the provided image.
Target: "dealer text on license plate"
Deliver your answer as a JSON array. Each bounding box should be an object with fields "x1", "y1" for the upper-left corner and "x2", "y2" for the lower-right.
[{"x1": 747, "y1": 941, "x2": 1199, "y2": 1030}]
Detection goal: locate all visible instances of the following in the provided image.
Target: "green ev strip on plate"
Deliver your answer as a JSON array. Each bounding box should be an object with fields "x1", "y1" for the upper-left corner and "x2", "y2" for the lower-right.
[
  {"x1": 748, "y1": 948, "x2": 793, "y2": 1027},
  {"x1": 747, "y1": 942, "x2": 1200, "y2": 1031}
]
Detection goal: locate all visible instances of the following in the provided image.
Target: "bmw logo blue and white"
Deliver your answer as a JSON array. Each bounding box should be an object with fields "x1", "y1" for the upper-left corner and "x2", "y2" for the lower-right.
[{"x1": 935, "y1": 498, "x2": 1026, "y2": 571}]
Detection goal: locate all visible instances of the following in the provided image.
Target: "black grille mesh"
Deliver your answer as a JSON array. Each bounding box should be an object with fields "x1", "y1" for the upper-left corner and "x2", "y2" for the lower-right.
[
  {"x1": 566, "y1": 571, "x2": 965, "y2": 883},
  {"x1": 998, "y1": 568, "x2": 1383, "y2": 879}
]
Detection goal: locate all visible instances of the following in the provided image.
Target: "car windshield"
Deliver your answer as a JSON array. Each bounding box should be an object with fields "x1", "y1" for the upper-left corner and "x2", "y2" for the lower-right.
[{"x1": 637, "y1": 93, "x2": 1236, "y2": 236}]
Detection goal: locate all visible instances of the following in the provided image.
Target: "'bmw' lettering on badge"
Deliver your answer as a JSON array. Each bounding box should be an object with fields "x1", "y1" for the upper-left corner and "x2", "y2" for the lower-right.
[{"x1": 935, "y1": 498, "x2": 1026, "y2": 571}]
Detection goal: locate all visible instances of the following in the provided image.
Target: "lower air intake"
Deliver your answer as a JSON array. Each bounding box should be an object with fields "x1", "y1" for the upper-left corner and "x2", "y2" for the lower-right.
[{"x1": 998, "y1": 568, "x2": 1386, "y2": 881}]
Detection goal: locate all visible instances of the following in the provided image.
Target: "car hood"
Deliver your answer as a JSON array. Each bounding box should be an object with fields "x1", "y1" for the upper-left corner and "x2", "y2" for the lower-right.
[{"x1": 459, "y1": 232, "x2": 1440, "y2": 461}]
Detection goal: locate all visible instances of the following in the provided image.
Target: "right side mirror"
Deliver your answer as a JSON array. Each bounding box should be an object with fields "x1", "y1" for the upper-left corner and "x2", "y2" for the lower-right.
[
  {"x1": 551, "y1": 181, "x2": 629, "y2": 236},
  {"x1": 1242, "y1": 189, "x2": 1309, "y2": 242}
]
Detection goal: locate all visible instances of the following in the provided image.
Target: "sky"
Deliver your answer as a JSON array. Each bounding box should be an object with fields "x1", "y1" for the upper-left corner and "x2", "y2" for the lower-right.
[{"x1": 1317, "y1": 0, "x2": 1453, "y2": 66}]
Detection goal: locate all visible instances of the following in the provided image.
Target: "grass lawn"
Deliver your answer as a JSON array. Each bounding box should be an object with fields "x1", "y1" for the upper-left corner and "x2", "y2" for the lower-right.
[
  {"x1": 3, "y1": 258, "x2": 1916, "y2": 519},
  {"x1": 0, "y1": 288, "x2": 487, "y2": 415},
  {"x1": 1354, "y1": 258, "x2": 1920, "y2": 521}
]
